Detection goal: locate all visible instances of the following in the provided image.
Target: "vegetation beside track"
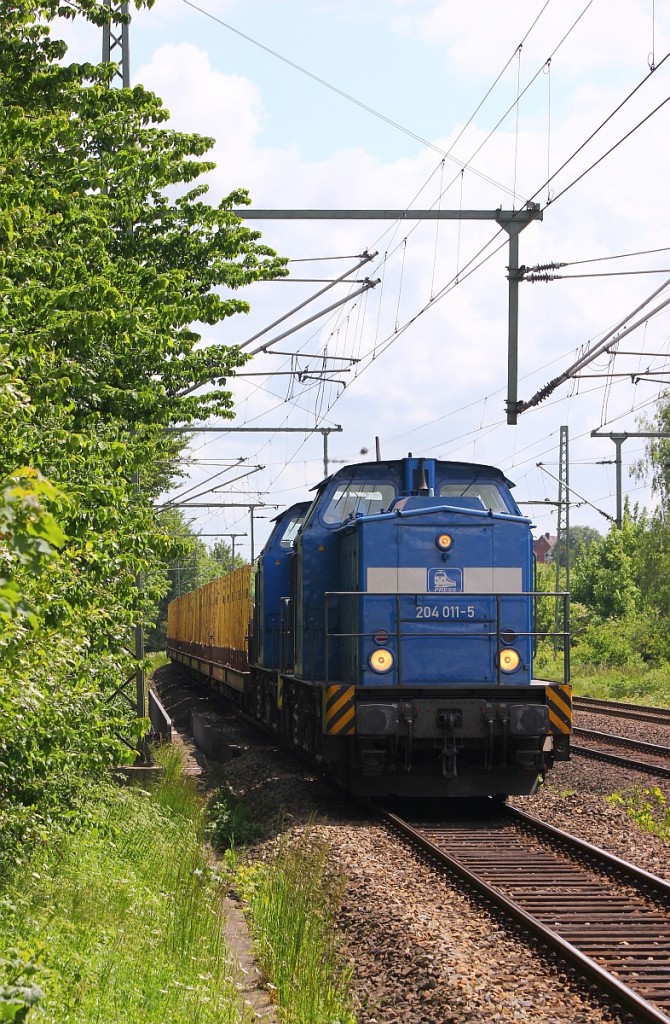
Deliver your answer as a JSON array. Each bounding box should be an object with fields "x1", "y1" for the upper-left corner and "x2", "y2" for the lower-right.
[
  {"x1": 0, "y1": 748, "x2": 357, "y2": 1024},
  {"x1": 236, "y1": 829, "x2": 356, "y2": 1024},
  {"x1": 537, "y1": 652, "x2": 670, "y2": 707},
  {"x1": 607, "y1": 786, "x2": 670, "y2": 841},
  {"x1": 0, "y1": 0, "x2": 285, "y2": 880},
  {"x1": 0, "y1": 748, "x2": 243, "y2": 1024}
]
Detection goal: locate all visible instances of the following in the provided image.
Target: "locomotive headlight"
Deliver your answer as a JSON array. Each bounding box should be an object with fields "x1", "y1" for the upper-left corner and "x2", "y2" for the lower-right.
[
  {"x1": 436, "y1": 532, "x2": 453, "y2": 551},
  {"x1": 498, "y1": 648, "x2": 521, "y2": 673},
  {"x1": 369, "y1": 648, "x2": 394, "y2": 673}
]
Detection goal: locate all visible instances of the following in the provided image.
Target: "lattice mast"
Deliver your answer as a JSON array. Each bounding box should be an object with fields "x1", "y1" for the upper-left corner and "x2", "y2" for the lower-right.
[
  {"x1": 102, "y1": 1, "x2": 130, "y2": 88},
  {"x1": 101, "y1": 1, "x2": 144, "y2": 722},
  {"x1": 554, "y1": 426, "x2": 569, "y2": 652}
]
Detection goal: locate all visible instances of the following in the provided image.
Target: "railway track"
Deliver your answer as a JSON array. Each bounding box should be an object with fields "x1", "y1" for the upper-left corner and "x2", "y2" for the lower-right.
[
  {"x1": 381, "y1": 803, "x2": 670, "y2": 1023},
  {"x1": 572, "y1": 726, "x2": 670, "y2": 779},
  {"x1": 574, "y1": 696, "x2": 670, "y2": 725}
]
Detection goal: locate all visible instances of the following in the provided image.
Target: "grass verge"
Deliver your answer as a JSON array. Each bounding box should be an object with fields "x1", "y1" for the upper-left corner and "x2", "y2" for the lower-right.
[
  {"x1": 536, "y1": 651, "x2": 670, "y2": 707},
  {"x1": 0, "y1": 746, "x2": 244, "y2": 1024},
  {"x1": 571, "y1": 664, "x2": 670, "y2": 705}
]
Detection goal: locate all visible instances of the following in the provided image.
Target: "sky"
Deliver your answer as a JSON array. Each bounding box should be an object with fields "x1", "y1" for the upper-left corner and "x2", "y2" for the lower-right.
[{"x1": 60, "y1": 0, "x2": 670, "y2": 559}]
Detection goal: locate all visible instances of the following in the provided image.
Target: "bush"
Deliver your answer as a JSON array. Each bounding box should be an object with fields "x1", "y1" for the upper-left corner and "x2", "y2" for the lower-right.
[
  {"x1": 572, "y1": 618, "x2": 641, "y2": 669},
  {"x1": 206, "y1": 784, "x2": 260, "y2": 850},
  {"x1": 0, "y1": 773, "x2": 242, "y2": 1024}
]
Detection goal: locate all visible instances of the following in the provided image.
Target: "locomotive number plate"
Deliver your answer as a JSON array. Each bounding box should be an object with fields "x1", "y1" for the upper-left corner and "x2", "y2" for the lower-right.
[{"x1": 415, "y1": 604, "x2": 476, "y2": 619}]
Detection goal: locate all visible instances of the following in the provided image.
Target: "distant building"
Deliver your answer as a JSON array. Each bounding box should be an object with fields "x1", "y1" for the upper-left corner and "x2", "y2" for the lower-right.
[{"x1": 534, "y1": 532, "x2": 557, "y2": 564}]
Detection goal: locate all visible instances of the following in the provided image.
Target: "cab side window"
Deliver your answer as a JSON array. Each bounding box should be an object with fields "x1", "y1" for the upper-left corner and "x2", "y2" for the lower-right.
[{"x1": 322, "y1": 481, "x2": 396, "y2": 524}]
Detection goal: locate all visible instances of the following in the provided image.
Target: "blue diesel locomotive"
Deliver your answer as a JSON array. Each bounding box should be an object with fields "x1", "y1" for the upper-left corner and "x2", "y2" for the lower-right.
[{"x1": 168, "y1": 455, "x2": 572, "y2": 799}]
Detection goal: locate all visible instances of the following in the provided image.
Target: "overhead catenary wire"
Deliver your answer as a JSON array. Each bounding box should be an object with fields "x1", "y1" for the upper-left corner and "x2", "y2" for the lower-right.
[
  {"x1": 163, "y1": 6, "x2": 670, "y2": 536},
  {"x1": 181, "y1": 0, "x2": 523, "y2": 199},
  {"x1": 527, "y1": 51, "x2": 670, "y2": 209},
  {"x1": 176, "y1": 0, "x2": 607, "y2": 466},
  {"x1": 518, "y1": 275, "x2": 670, "y2": 412},
  {"x1": 350, "y1": 46, "x2": 670, "y2": 413},
  {"x1": 363, "y1": 2, "x2": 594, "y2": 269},
  {"x1": 160, "y1": 464, "x2": 265, "y2": 510},
  {"x1": 119, "y1": 0, "x2": 667, "y2": 475},
  {"x1": 350, "y1": 29, "x2": 662, "y2": 377},
  {"x1": 239, "y1": 252, "x2": 376, "y2": 351},
  {"x1": 546, "y1": 92, "x2": 670, "y2": 207},
  {"x1": 525, "y1": 268, "x2": 670, "y2": 281},
  {"x1": 559, "y1": 245, "x2": 670, "y2": 267}
]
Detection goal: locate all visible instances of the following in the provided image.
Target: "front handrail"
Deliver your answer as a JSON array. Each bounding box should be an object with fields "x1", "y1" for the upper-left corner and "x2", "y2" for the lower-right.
[{"x1": 323, "y1": 589, "x2": 570, "y2": 687}]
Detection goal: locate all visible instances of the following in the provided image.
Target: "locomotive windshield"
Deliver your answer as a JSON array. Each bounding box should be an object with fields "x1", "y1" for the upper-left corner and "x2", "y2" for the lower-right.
[
  {"x1": 323, "y1": 480, "x2": 396, "y2": 523},
  {"x1": 439, "y1": 482, "x2": 509, "y2": 513},
  {"x1": 280, "y1": 512, "x2": 305, "y2": 548}
]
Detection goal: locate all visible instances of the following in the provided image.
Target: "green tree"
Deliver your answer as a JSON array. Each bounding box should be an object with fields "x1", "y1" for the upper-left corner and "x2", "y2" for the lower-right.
[
  {"x1": 571, "y1": 514, "x2": 641, "y2": 619},
  {"x1": 211, "y1": 538, "x2": 245, "y2": 574},
  {"x1": 633, "y1": 393, "x2": 670, "y2": 510},
  {"x1": 0, "y1": 0, "x2": 285, "y2": 868},
  {"x1": 552, "y1": 524, "x2": 602, "y2": 569}
]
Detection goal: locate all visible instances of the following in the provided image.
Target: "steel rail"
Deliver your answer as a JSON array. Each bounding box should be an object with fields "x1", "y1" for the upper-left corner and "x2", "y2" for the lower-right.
[
  {"x1": 571, "y1": 743, "x2": 670, "y2": 779},
  {"x1": 505, "y1": 805, "x2": 670, "y2": 899},
  {"x1": 574, "y1": 727, "x2": 670, "y2": 757},
  {"x1": 380, "y1": 806, "x2": 670, "y2": 1023},
  {"x1": 574, "y1": 696, "x2": 670, "y2": 724}
]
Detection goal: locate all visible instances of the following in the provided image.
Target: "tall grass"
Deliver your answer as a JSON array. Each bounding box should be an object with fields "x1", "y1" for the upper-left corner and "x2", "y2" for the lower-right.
[
  {"x1": 0, "y1": 748, "x2": 244, "y2": 1024},
  {"x1": 238, "y1": 830, "x2": 356, "y2": 1024},
  {"x1": 570, "y1": 664, "x2": 670, "y2": 706}
]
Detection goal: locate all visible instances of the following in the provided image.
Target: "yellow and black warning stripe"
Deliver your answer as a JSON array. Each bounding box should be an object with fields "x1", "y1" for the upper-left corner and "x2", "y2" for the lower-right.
[
  {"x1": 546, "y1": 683, "x2": 572, "y2": 734},
  {"x1": 324, "y1": 685, "x2": 356, "y2": 735}
]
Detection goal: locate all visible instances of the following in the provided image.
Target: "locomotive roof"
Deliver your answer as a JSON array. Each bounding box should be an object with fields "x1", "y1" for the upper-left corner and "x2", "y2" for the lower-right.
[
  {"x1": 269, "y1": 500, "x2": 311, "y2": 524},
  {"x1": 310, "y1": 458, "x2": 515, "y2": 492}
]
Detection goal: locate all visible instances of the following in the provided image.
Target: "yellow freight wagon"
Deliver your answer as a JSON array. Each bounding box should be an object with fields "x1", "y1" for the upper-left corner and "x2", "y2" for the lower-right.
[{"x1": 167, "y1": 565, "x2": 253, "y2": 693}]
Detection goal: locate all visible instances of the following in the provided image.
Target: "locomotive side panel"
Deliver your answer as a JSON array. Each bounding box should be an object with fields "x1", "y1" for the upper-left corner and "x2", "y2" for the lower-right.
[
  {"x1": 295, "y1": 463, "x2": 398, "y2": 681},
  {"x1": 255, "y1": 502, "x2": 310, "y2": 671}
]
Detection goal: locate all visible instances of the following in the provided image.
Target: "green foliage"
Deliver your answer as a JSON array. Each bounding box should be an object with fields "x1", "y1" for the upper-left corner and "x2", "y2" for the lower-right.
[
  {"x1": 552, "y1": 524, "x2": 602, "y2": 569},
  {"x1": 237, "y1": 830, "x2": 356, "y2": 1024},
  {"x1": 0, "y1": 1, "x2": 285, "y2": 871},
  {"x1": 0, "y1": 776, "x2": 244, "y2": 1024},
  {"x1": 570, "y1": 664, "x2": 670, "y2": 706},
  {"x1": 571, "y1": 517, "x2": 641, "y2": 618},
  {"x1": 571, "y1": 617, "x2": 639, "y2": 669},
  {"x1": 0, "y1": 952, "x2": 44, "y2": 1023},
  {"x1": 206, "y1": 783, "x2": 260, "y2": 850},
  {"x1": 607, "y1": 787, "x2": 670, "y2": 840},
  {"x1": 632, "y1": 393, "x2": 670, "y2": 511},
  {"x1": 0, "y1": 468, "x2": 65, "y2": 626}
]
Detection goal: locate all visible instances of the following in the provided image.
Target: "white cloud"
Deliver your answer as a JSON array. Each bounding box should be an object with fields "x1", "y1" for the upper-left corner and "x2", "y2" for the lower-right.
[
  {"x1": 135, "y1": 42, "x2": 265, "y2": 146},
  {"x1": 73, "y1": 1, "x2": 670, "y2": 541},
  {"x1": 400, "y1": 0, "x2": 664, "y2": 81}
]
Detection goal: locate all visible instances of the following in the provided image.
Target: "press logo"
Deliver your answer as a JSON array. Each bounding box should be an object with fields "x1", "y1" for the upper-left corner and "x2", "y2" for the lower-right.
[{"x1": 427, "y1": 567, "x2": 463, "y2": 593}]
